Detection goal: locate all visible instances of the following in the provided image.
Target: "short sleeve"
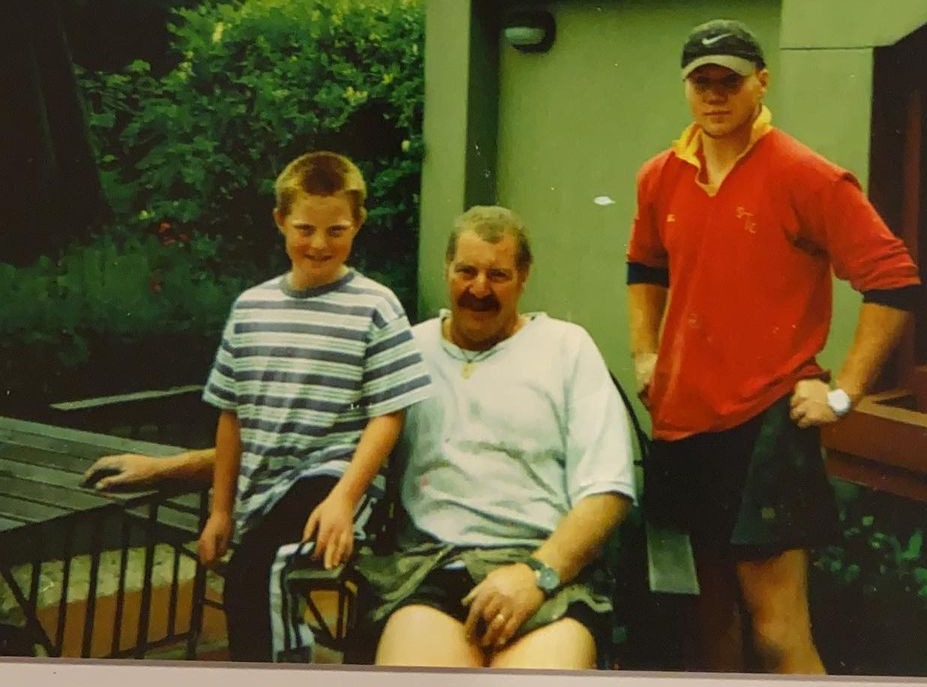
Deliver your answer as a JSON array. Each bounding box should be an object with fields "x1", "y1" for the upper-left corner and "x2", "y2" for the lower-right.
[
  {"x1": 626, "y1": 155, "x2": 670, "y2": 272},
  {"x1": 361, "y1": 298, "x2": 432, "y2": 418},
  {"x1": 562, "y1": 330, "x2": 637, "y2": 507},
  {"x1": 202, "y1": 306, "x2": 239, "y2": 410}
]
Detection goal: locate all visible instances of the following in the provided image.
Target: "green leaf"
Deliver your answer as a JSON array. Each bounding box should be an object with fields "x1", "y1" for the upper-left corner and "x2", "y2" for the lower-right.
[{"x1": 903, "y1": 530, "x2": 924, "y2": 561}]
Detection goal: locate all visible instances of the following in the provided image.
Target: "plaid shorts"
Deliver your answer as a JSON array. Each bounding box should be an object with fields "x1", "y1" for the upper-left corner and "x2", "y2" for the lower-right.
[{"x1": 644, "y1": 395, "x2": 840, "y2": 559}]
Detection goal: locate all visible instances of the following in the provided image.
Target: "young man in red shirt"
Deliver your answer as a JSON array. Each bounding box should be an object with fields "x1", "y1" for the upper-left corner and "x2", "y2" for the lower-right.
[{"x1": 627, "y1": 19, "x2": 920, "y2": 673}]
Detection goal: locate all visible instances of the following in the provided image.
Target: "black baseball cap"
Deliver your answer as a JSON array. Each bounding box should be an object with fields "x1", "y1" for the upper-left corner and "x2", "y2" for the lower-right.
[{"x1": 681, "y1": 19, "x2": 765, "y2": 79}]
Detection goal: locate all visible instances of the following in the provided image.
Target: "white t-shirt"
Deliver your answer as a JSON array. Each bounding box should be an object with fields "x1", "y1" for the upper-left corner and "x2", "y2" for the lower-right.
[{"x1": 397, "y1": 311, "x2": 637, "y2": 548}]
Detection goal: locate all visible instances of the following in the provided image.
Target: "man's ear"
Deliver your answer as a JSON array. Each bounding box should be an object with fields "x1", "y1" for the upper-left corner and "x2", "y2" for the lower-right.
[
  {"x1": 273, "y1": 208, "x2": 286, "y2": 233},
  {"x1": 356, "y1": 208, "x2": 367, "y2": 232},
  {"x1": 757, "y1": 67, "x2": 770, "y2": 95}
]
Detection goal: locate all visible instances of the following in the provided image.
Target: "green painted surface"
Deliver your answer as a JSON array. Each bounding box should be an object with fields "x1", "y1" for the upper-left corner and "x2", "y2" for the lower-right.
[
  {"x1": 781, "y1": 0, "x2": 927, "y2": 48},
  {"x1": 419, "y1": 0, "x2": 504, "y2": 321},
  {"x1": 464, "y1": 0, "x2": 501, "y2": 210},
  {"x1": 418, "y1": 0, "x2": 473, "y2": 319},
  {"x1": 776, "y1": 49, "x2": 873, "y2": 185}
]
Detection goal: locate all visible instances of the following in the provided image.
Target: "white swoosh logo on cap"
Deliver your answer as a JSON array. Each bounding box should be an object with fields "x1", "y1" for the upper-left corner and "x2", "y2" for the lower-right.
[{"x1": 701, "y1": 33, "x2": 733, "y2": 46}]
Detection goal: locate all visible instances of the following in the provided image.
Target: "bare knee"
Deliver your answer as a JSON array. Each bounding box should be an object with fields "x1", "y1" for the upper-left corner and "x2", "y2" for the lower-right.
[
  {"x1": 376, "y1": 605, "x2": 483, "y2": 668},
  {"x1": 490, "y1": 617, "x2": 596, "y2": 670},
  {"x1": 750, "y1": 616, "x2": 794, "y2": 670},
  {"x1": 749, "y1": 598, "x2": 823, "y2": 671},
  {"x1": 737, "y1": 550, "x2": 823, "y2": 673}
]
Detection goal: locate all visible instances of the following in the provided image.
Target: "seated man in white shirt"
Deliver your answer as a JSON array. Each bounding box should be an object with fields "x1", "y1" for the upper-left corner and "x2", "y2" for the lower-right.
[{"x1": 360, "y1": 205, "x2": 635, "y2": 669}]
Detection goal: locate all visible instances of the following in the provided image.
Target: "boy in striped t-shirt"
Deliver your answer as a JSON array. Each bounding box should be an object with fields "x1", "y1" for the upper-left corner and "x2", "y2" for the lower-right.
[{"x1": 197, "y1": 151, "x2": 432, "y2": 662}]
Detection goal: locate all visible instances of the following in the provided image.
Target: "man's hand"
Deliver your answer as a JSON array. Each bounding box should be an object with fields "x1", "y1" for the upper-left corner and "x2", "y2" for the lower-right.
[
  {"x1": 198, "y1": 511, "x2": 233, "y2": 568},
  {"x1": 82, "y1": 454, "x2": 162, "y2": 490},
  {"x1": 790, "y1": 379, "x2": 839, "y2": 428},
  {"x1": 302, "y1": 491, "x2": 355, "y2": 570},
  {"x1": 461, "y1": 563, "x2": 545, "y2": 649},
  {"x1": 633, "y1": 352, "x2": 658, "y2": 408}
]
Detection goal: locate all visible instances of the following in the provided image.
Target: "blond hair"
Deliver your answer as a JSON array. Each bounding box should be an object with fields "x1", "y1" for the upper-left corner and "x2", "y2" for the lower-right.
[{"x1": 274, "y1": 151, "x2": 367, "y2": 221}]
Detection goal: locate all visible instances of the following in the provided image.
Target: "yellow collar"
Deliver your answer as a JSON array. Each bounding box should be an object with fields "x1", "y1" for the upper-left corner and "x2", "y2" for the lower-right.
[{"x1": 672, "y1": 106, "x2": 773, "y2": 192}]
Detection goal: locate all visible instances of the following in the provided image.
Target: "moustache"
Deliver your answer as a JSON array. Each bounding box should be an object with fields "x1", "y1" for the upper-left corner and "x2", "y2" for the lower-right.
[{"x1": 458, "y1": 294, "x2": 500, "y2": 311}]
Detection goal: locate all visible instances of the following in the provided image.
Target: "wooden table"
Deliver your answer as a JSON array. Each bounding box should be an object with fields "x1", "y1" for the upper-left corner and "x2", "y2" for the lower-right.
[{"x1": 0, "y1": 416, "x2": 210, "y2": 658}]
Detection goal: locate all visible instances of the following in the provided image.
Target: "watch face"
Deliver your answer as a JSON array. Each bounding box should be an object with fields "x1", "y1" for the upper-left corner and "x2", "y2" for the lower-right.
[
  {"x1": 828, "y1": 389, "x2": 851, "y2": 416},
  {"x1": 537, "y1": 567, "x2": 560, "y2": 591},
  {"x1": 526, "y1": 557, "x2": 560, "y2": 592}
]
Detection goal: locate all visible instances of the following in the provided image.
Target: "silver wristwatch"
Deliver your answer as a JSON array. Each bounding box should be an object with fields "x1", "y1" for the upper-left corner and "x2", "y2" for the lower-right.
[
  {"x1": 826, "y1": 388, "x2": 852, "y2": 418},
  {"x1": 524, "y1": 556, "x2": 560, "y2": 596}
]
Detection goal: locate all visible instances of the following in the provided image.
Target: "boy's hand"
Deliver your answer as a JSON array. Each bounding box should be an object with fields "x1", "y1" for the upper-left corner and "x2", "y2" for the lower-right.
[
  {"x1": 198, "y1": 512, "x2": 233, "y2": 568},
  {"x1": 303, "y1": 491, "x2": 355, "y2": 570},
  {"x1": 82, "y1": 454, "x2": 161, "y2": 490},
  {"x1": 633, "y1": 352, "x2": 658, "y2": 408}
]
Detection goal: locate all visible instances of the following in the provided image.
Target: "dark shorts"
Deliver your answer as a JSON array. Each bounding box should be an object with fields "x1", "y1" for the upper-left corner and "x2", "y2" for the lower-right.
[
  {"x1": 395, "y1": 566, "x2": 609, "y2": 641},
  {"x1": 643, "y1": 395, "x2": 840, "y2": 559}
]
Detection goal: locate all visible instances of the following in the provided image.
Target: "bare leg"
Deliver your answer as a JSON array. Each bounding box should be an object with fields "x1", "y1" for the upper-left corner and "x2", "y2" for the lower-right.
[
  {"x1": 686, "y1": 544, "x2": 744, "y2": 672},
  {"x1": 736, "y1": 548, "x2": 825, "y2": 674},
  {"x1": 375, "y1": 605, "x2": 485, "y2": 668},
  {"x1": 490, "y1": 617, "x2": 596, "y2": 670}
]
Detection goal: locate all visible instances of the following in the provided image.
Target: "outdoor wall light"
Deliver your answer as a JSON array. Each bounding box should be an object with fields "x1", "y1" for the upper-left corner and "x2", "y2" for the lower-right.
[{"x1": 503, "y1": 9, "x2": 555, "y2": 53}]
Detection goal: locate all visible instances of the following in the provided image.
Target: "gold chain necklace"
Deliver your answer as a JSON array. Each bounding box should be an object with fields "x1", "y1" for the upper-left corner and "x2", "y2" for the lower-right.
[
  {"x1": 443, "y1": 318, "x2": 493, "y2": 379},
  {"x1": 444, "y1": 315, "x2": 526, "y2": 379},
  {"x1": 460, "y1": 349, "x2": 486, "y2": 379}
]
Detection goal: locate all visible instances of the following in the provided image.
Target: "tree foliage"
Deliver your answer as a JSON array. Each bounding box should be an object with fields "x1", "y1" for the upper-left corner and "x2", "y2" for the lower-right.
[
  {"x1": 0, "y1": 0, "x2": 425, "y2": 409},
  {"x1": 78, "y1": 0, "x2": 424, "y2": 308}
]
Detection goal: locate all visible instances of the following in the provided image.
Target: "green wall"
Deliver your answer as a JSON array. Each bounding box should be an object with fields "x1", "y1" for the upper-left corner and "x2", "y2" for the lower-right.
[
  {"x1": 418, "y1": 0, "x2": 472, "y2": 319},
  {"x1": 777, "y1": 0, "x2": 927, "y2": 372},
  {"x1": 420, "y1": 0, "x2": 926, "y2": 426},
  {"x1": 419, "y1": 0, "x2": 503, "y2": 321},
  {"x1": 493, "y1": 0, "x2": 780, "y2": 399},
  {"x1": 780, "y1": 0, "x2": 927, "y2": 49}
]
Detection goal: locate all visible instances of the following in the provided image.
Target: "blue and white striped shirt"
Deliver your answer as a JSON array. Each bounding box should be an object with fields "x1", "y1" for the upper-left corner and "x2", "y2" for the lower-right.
[{"x1": 203, "y1": 269, "x2": 432, "y2": 535}]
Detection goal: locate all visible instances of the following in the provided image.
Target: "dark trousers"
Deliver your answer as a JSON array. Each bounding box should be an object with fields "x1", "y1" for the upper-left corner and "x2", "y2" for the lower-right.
[{"x1": 224, "y1": 475, "x2": 338, "y2": 662}]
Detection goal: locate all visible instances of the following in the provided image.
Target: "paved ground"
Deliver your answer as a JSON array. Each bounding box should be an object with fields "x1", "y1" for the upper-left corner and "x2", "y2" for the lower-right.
[
  {"x1": 1, "y1": 542, "x2": 226, "y2": 658},
  {"x1": 1, "y1": 543, "x2": 354, "y2": 663}
]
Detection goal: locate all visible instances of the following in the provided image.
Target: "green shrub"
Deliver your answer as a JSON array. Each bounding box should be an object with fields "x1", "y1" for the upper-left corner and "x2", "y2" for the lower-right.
[
  {"x1": 811, "y1": 488, "x2": 927, "y2": 675},
  {"x1": 0, "y1": 231, "x2": 245, "y2": 406},
  {"x1": 815, "y1": 485, "x2": 927, "y2": 608},
  {"x1": 76, "y1": 0, "x2": 424, "y2": 314}
]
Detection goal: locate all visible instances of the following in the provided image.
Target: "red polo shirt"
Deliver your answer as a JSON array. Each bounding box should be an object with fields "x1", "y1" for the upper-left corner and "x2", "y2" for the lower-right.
[{"x1": 627, "y1": 108, "x2": 920, "y2": 440}]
